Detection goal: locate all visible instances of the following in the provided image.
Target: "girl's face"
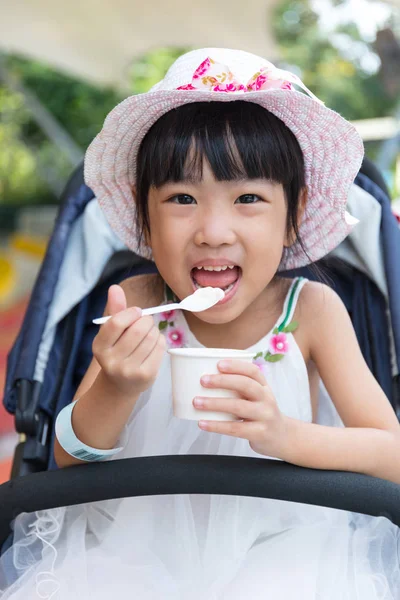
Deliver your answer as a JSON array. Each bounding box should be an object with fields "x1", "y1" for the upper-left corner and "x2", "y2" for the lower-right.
[{"x1": 146, "y1": 161, "x2": 291, "y2": 325}]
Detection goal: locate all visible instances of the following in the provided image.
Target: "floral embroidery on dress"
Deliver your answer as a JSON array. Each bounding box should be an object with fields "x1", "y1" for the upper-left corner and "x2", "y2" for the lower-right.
[
  {"x1": 156, "y1": 299, "x2": 299, "y2": 364},
  {"x1": 254, "y1": 321, "x2": 298, "y2": 364},
  {"x1": 157, "y1": 310, "x2": 188, "y2": 348},
  {"x1": 167, "y1": 326, "x2": 186, "y2": 348}
]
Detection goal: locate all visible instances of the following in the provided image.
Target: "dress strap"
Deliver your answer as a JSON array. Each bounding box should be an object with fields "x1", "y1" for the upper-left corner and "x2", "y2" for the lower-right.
[
  {"x1": 277, "y1": 277, "x2": 308, "y2": 331},
  {"x1": 165, "y1": 284, "x2": 176, "y2": 302}
]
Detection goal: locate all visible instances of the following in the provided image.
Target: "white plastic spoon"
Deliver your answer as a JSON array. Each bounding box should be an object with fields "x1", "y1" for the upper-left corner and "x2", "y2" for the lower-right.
[{"x1": 92, "y1": 286, "x2": 225, "y2": 325}]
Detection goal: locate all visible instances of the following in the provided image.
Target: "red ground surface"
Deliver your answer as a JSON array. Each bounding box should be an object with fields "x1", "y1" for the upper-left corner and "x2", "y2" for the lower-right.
[{"x1": 0, "y1": 298, "x2": 28, "y2": 483}]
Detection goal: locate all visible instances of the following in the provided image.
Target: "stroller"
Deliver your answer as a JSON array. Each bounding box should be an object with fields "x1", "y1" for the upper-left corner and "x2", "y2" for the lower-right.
[{"x1": 1, "y1": 156, "x2": 400, "y2": 566}]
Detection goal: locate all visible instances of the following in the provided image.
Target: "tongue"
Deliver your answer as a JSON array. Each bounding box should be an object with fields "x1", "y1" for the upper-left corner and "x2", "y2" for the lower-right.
[{"x1": 192, "y1": 267, "x2": 239, "y2": 288}]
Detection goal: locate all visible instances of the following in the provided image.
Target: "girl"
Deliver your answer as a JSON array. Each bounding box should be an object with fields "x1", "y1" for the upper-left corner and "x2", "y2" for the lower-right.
[{"x1": 2, "y1": 47, "x2": 400, "y2": 599}]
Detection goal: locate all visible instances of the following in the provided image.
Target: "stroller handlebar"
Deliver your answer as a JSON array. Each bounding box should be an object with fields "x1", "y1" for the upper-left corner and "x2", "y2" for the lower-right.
[{"x1": 1, "y1": 454, "x2": 400, "y2": 547}]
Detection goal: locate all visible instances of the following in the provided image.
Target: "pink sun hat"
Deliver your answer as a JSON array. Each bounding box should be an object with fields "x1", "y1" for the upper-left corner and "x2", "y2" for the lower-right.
[{"x1": 84, "y1": 47, "x2": 364, "y2": 271}]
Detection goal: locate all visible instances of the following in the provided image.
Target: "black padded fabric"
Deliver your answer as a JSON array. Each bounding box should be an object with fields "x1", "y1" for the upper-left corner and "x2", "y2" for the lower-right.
[{"x1": 359, "y1": 156, "x2": 391, "y2": 199}]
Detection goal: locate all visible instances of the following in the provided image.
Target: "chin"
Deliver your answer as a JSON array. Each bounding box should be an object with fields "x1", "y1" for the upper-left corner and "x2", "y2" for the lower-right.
[
  {"x1": 192, "y1": 311, "x2": 235, "y2": 325},
  {"x1": 194, "y1": 299, "x2": 247, "y2": 325}
]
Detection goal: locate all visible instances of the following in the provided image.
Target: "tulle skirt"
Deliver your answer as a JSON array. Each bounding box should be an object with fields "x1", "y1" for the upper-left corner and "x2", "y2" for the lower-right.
[
  {"x1": 1, "y1": 491, "x2": 399, "y2": 599},
  {"x1": 1, "y1": 373, "x2": 399, "y2": 599}
]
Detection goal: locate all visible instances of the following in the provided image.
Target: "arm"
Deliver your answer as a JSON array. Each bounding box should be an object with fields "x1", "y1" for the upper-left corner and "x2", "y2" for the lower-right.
[
  {"x1": 282, "y1": 283, "x2": 400, "y2": 484},
  {"x1": 54, "y1": 281, "x2": 136, "y2": 468},
  {"x1": 54, "y1": 274, "x2": 164, "y2": 468},
  {"x1": 53, "y1": 366, "x2": 139, "y2": 468}
]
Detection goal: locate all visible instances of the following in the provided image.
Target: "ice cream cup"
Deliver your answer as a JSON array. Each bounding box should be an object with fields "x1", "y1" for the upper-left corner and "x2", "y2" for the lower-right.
[{"x1": 168, "y1": 347, "x2": 255, "y2": 421}]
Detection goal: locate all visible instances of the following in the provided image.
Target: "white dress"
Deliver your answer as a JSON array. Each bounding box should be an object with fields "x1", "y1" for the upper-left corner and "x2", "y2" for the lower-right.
[{"x1": 1, "y1": 278, "x2": 399, "y2": 599}]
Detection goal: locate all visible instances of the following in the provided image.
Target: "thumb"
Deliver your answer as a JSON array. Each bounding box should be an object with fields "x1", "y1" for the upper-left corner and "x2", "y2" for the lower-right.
[{"x1": 107, "y1": 285, "x2": 127, "y2": 316}]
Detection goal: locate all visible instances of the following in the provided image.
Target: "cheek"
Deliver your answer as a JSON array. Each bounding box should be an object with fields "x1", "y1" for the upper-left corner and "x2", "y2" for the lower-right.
[
  {"x1": 148, "y1": 205, "x2": 175, "y2": 248},
  {"x1": 150, "y1": 220, "x2": 182, "y2": 251},
  {"x1": 243, "y1": 213, "x2": 286, "y2": 279},
  {"x1": 247, "y1": 210, "x2": 286, "y2": 251},
  {"x1": 148, "y1": 217, "x2": 188, "y2": 278}
]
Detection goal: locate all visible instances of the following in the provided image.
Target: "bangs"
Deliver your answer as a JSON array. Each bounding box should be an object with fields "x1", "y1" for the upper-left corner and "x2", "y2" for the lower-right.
[
  {"x1": 135, "y1": 100, "x2": 307, "y2": 261},
  {"x1": 136, "y1": 101, "x2": 304, "y2": 188}
]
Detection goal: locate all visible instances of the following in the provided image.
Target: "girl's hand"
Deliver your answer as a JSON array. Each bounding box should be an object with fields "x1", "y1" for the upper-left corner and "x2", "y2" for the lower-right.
[
  {"x1": 92, "y1": 285, "x2": 166, "y2": 398},
  {"x1": 193, "y1": 359, "x2": 289, "y2": 459}
]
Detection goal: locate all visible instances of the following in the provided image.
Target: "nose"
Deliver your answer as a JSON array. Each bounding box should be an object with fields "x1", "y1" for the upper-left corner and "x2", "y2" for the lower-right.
[{"x1": 193, "y1": 205, "x2": 237, "y2": 247}]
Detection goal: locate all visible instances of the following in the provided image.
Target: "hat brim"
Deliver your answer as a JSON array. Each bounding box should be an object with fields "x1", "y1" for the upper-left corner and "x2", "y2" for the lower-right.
[{"x1": 84, "y1": 88, "x2": 364, "y2": 270}]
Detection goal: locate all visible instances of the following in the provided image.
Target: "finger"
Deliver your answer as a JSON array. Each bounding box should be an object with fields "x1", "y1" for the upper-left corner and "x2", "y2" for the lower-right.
[
  {"x1": 140, "y1": 333, "x2": 167, "y2": 371},
  {"x1": 201, "y1": 373, "x2": 264, "y2": 403},
  {"x1": 107, "y1": 285, "x2": 127, "y2": 316},
  {"x1": 111, "y1": 316, "x2": 155, "y2": 360},
  {"x1": 198, "y1": 419, "x2": 263, "y2": 440},
  {"x1": 95, "y1": 306, "x2": 143, "y2": 349},
  {"x1": 193, "y1": 396, "x2": 263, "y2": 421},
  {"x1": 125, "y1": 323, "x2": 161, "y2": 365},
  {"x1": 217, "y1": 359, "x2": 268, "y2": 387}
]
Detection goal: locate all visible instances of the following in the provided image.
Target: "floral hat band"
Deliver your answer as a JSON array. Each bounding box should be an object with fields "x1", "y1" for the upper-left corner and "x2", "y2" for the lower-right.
[{"x1": 176, "y1": 56, "x2": 324, "y2": 105}]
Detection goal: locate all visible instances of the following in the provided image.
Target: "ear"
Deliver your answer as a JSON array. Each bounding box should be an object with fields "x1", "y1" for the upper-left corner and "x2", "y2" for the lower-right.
[{"x1": 283, "y1": 186, "x2": 308, "y2": 248}]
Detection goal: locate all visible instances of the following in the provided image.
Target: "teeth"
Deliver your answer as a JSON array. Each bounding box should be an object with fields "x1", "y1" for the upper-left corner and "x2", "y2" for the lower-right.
[{"x1": 195, "y1": 265, "x2": 236, "y2": 271}]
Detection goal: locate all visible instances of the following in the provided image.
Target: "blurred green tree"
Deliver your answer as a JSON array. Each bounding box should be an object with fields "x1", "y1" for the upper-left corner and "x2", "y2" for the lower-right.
[
  {"x1": 272, "y1": 0, "x2": 397, "y2": 121},
  {"x1": 5, "y1": 56, "x2": 123, "y2": 149},
  {"x1": 0, "y1": 48, "x2": 186, "y2": 204},
  {"x1": 127, "y1": 47, "x2": 190, "y2": 94}
]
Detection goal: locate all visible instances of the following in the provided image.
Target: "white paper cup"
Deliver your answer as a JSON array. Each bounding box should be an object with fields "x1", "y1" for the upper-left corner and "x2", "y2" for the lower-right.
[{"x1": 168, "y1": 348, "x2": 255, "y2": 421}]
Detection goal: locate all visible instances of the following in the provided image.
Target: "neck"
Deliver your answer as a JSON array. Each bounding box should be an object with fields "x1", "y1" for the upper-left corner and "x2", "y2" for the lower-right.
[{"x1": 184, "y1": 277, "x2": 289, "y2": 350}]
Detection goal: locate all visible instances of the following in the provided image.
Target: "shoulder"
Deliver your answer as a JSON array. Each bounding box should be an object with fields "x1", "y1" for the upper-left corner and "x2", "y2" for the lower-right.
[
  {"x1": 119, "y1": 273, "x2": 164, "y2": 309},
  {"x1": 293, "y1": 279, "x2": 348, "y2": 361},
  {"x1": 297, "y1": 280, "x2": 343, "y2": 318}
]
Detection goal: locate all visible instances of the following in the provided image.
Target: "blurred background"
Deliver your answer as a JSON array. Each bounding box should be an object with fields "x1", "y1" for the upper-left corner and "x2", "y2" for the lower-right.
[{"x1": 0, "y1": 0, "x2": 399, "y2": 481}]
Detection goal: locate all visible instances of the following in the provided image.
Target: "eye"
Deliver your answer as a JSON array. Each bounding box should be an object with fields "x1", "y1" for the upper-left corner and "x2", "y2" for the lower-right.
[
  {"x1": 235, "y1": 194, "x2": 263, "y2": 204},
  {"x1": 168, "y1": 194, "x2": 196, "y2": 205}
]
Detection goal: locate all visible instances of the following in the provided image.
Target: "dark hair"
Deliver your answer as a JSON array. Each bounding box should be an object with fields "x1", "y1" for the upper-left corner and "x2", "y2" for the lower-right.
[{"x1": 135, "y1": 100, "x2": 309, "y2": 261}]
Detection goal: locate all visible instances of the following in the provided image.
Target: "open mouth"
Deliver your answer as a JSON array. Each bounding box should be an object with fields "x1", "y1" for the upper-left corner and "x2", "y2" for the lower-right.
[{"x1": 190, "y1": 265, "x2": 241, "y2": 300}]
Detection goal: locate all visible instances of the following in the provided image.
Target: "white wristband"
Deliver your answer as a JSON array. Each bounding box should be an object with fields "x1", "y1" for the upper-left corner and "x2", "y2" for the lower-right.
[{"x1": 55, "y1": 399, "x2": 124, "y2": 462}]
